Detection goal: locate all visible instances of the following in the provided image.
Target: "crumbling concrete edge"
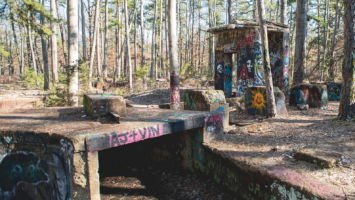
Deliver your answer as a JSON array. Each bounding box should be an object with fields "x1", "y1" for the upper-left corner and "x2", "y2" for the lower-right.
[{"x1": 195, "y1": 146, "x2": 345, "y2": 200}]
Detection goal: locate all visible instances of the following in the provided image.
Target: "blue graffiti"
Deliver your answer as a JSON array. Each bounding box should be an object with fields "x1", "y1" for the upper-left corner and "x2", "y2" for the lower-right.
[{"x1": 224, "y1": 65, "x2": 233, "y2": 98}]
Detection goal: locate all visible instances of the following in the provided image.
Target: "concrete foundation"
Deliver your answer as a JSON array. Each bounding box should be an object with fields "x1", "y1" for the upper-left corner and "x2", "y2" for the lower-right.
[{"x1": 0, "y1": 107, "x2": 216, "y2": 200}]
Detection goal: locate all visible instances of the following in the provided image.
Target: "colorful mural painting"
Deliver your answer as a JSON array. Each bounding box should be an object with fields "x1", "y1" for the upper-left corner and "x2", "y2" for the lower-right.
[
  {"x1": 327, "y1": 82, "x2": 341, "y2": 101},
  {"x1": 245, "y1": 87, "x2": 267, "y2": 115},
  {"x1": 214, "y1": 61, "x2": 225, "y2": 92},
  {"x1": 224, "y1": 64, "x2": 233, "y2": 98},
  {"x1": 245, "y1": 86, "x2": 287, "y2": 116},
  {"x1": 0, "y1": 134, "x2": 73, "y2": 200},
  {"x1": 290, "y1": 84, "x2": 328, "y2": 108},
  {"x1": 211, "y1": 23, "x2": 289, "y2": 98}
]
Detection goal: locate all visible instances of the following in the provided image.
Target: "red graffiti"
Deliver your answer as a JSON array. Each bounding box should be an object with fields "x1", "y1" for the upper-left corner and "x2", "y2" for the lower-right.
[
  {"x1": 238, "y1": 65, "x2": 249, "y2": 79},
  {"x1": 236, "y1": 31, "x2": 256, "y2": 49}
]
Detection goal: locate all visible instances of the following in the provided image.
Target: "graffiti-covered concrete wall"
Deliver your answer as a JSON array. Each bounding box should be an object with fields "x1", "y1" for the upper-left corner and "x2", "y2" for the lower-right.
[
  {"x1": 213, "y1": 26, "x2": 289, "y2": 98},
  {"x1": 0, "y1": 132, "x2": 73, "y2": 200}
]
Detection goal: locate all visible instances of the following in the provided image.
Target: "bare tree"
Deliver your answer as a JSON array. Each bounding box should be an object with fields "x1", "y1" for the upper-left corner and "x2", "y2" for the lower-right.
[
  {"x1": 81, "y1": 0, "x2": 87, "y2": 61},
  {"x1": 51, "y1": 0, "x2": 59, "y2": 83},
  {"x1": 102, "y1": 0, "x2": 109, "y2": 78},
  {"x1": 257, "y1": 0, "x2": 277, "y2": 117},
  {"x1": 327, "y1": 0, "x2": 340, "y2": 81},
  {"x1": 124, "y1": 0, "x2": 133, "y2": 90},
  {"x1": 338, "y1": 0, "x2": 354, "y2": 120},
  {"x1": 88, "y1": 0, "x2": 100, "y2": 89},
  {"x1": 280, "y1": 0, "x2": 287, "y2": 24},
  {"x1": 293, "y1": 0, "x2": 308, "y2": 85},
  {"x1": 41, "y1": 0, "x2": 50, "y2": 90},
  {"x1": 227, "y1": 0, "x2": 232, "y2": 23},
  {"x1": 27, "y1": 25, "x2": 37, "y2": 74},
  {"x1": 67, "y1": 0, "x2": 79, "y2": 106},
  {"x1": 150, "y1": 0, "x2": 157, "y2": 80},
  {"x1": 168, "y1": 0, "x2": 180, "y2": 110}
]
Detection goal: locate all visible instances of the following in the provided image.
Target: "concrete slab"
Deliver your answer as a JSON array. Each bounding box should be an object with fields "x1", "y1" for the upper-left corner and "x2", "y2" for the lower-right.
[
  {"x1": 0, "y1": 107, "x2": 222, "y2": 200},
  {"x1": 0, "y1": 107, "x2": 214, "y2": 152}
]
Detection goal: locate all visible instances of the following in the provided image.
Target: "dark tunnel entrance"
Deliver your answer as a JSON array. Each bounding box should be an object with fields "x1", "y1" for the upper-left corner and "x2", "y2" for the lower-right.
[{"x1": 98, "y1": 131, "x2": 236, "y2": 200}]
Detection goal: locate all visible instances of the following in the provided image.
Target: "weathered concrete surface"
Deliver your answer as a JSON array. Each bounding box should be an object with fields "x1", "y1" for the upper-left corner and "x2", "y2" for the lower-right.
[
  {"x1": 0, "y1": 96, "x2": 43, "y2": 113},
  {"x1": 200, "y1": 145, "x2": 346, "y2": 200},
  {"x1": 245, "y1": 86, "x2": 287, "y2": 116},
  {"x1": 0, "y1": 107, "x2": 220, "y2": 200},
  {"x1": 83, "y1": 94, "x2": 127, "y2": 118}
]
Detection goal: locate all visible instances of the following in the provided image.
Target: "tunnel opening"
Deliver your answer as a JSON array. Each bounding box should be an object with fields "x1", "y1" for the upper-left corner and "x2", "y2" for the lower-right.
[{"x1": 98, "y1": 130, "x2": 235, "y2": 200}]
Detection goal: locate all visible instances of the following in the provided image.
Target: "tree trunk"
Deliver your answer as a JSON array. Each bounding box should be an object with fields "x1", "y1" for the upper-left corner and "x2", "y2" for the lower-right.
[
  {"x1": 96, "y1": 17, "x2": 102, "y2": 78},
  {"x1": 280, "y1": 0, "x2": 287, "y2": 24},
  {"x1": 27, "y1": 25, "x2": 37, "y2": 74},
  {"x1": 190, "y1": 0, "x2": 195, "y2": 67},
  {"x1": 168, "y1": 0, "x2": 180, "y2": 110},
  {"x1": 164, "y1": 0, "x2": 169, "y2": 79},
  {"x1": 150, "y1": 0, "x2": 157, "y2": 80},
  {"x1": 159, "y1": 0, "x2": 164, "y2": 78},
  {"x1": 208, "y1": 0, "x2": 216, "y2": 75},
  {"x1": 67, "y1": 0, "x2": 79, "y2": 106},
  {"x1": 140, "y1": 0, "x2": 147, "y2": 89},
  {"x1": 88, "y1": 0, "x2": 100, "y2": 89},
  {"x1": 51, "y1": 0, "x2": 59, "y2": 83},
  {"x1": 124, "y1": 0, "x2": 133, "y2": 91},
  {"x1": 338, "y1": 0, "x2": 354, "y2": 120},
  {"x1": 134, "y1": 2, "x2": 138, "y2": 74},
  {"x1": 102, "y1": 0, "x2": 109, "y2": 78},
  {"x1": 20, "y1": 32, "x2": 24, "y2": 74},
  {"x1": 257, "y1": 0, "x2": 277, "y2": 117},
  {"x1": 41, "y1": 0, "x2": 50, "y2": 90},
  {"x1": 140, "y1": 0, "x2": 145, "y2": 67},
  {"x1": 321, "y1": 0, "x2": 329, "y2": 81},
  {"x1": 292, "y1": 0, "x2": 307, "y2": 86},
  {"x1": 227, "y1": 0, "x2": 232, "y2": 23},
  {"x1": 81, "y1": 0, "x2": 87, "y2": 61},
  {"x1": 327, "y1": 0, "x2": 340, "y2": 81},
  {"x1": 56, "y1": 0, "x2": 68, "y2": 66},
  {"x1": 114, "y1": 2, "x2": 122, "y2": 83}
]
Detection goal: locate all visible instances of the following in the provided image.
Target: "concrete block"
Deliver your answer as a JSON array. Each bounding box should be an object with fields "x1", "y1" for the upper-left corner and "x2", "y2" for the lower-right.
[
  {"x1": 183, "y1": 89, "x2": 229, "y2": 128},
  {"x1": 183, "y1": 89, "x2": 226, "y2": 111},
  {"x1": 290, "y1": 84, "x2": 328, "y2": 108},
  {"x1": 245, "y1": 86, "x2": 287, "y2": 116},
  {"x1": 83, "y1": 94, "x2": 127, "y2": 118}
]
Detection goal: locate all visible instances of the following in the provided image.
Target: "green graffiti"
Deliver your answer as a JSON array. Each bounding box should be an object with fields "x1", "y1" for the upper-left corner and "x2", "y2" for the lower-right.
[{"x1": 184, "y1": 93, "x2": 197, "y2": 110}]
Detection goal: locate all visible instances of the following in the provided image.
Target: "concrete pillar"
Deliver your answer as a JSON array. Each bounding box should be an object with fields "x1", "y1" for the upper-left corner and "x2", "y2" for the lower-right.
[{"x1": 87, "y1": 151, "x2": 100, "y2": 200}]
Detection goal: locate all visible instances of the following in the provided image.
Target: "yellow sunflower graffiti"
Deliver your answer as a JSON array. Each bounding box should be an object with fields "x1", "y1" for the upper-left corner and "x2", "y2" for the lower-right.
[{"x1": 251, "y1": 90, "x2": 266, "y2": 110}]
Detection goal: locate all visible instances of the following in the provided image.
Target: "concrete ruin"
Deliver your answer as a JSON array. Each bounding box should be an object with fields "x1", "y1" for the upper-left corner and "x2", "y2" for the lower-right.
[
  {"x1": 0, "y1": 94, "x2": 346, "y2": 200},
  {"x1": 289, "y1": 84, "x2": 328, "y2": 108},
  {"x1": 208, "y1": 20, "x2": 290, "y2": 98}
]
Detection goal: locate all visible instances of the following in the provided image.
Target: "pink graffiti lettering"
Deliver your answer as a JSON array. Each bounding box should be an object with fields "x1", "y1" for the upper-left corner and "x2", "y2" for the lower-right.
[{"x1": 109, "y1": 124, "x2": 164, "y2": 147}]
